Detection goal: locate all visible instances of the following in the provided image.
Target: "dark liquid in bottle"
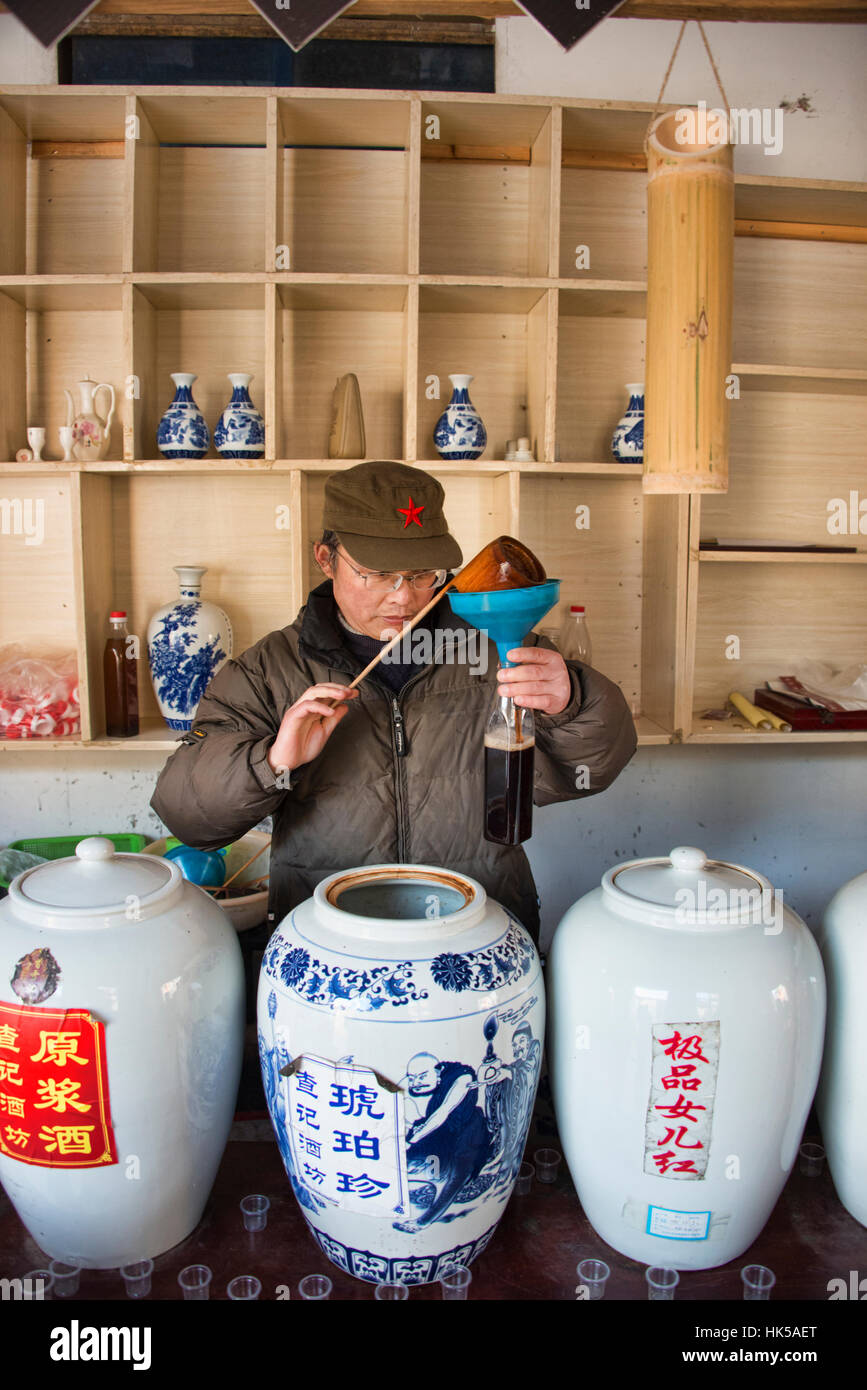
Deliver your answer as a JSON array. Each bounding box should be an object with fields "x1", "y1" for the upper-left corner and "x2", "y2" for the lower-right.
[
  {"x1": 484, "y1": 737, "x2": 535, "y2": 845},
  {"x1": 104, "y1": 638, "x2": 139, "y2": 738}
]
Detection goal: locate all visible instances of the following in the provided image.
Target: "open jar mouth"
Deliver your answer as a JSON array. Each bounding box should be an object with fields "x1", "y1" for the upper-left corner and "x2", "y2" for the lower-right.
[{"x1": 323, "y1": 866, "x2": 475, "y2": 920}]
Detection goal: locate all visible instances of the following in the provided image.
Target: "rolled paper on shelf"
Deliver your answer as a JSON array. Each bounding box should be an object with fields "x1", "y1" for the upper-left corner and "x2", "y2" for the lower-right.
[
  {"x1": 728, "y1": 691, "x2": 773, "y2": 730},
  {"x1": 758, "y1": 708, "x2": 793, "y2": 733}
]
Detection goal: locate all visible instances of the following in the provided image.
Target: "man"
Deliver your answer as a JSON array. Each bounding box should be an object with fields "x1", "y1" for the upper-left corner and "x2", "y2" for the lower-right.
[{"x1": 150, "y1": 460, "x2": 636, "y2": 942}]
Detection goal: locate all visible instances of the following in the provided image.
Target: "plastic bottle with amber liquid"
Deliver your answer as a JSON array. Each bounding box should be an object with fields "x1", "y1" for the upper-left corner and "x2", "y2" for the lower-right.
[
  {"x1": 484, "y1": 690, "x2": 535, "y2": 845},
  {"x1": 103, "y1": 611, "x2": 139, "y2": 737}
]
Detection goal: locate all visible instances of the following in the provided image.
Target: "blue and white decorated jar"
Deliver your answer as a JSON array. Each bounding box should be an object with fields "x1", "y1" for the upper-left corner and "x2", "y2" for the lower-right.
[
  {"x1": 258, "y1": 865, "x2": 545, "y2": 1285},
  {"x1": 214, "y1": 373, "x2": 265, "y2": 459},
  {"x1": 433, "y1": 373, "x2": 487, "y2": 461},
  {"x1": 156, "y1": 373, "x2": 210, "y2": 460},
  {"x1": 146, "y1": 565, "x2": 233, "y2": 731},
  {"x1": 610, "y1": 382, "x2": 644, "y2": 463}
]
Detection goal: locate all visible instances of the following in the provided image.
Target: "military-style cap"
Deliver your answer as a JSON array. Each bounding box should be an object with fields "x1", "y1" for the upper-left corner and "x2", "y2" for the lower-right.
[{"x1": 322, "y1": 461, "x2": 463, "y2": 571}]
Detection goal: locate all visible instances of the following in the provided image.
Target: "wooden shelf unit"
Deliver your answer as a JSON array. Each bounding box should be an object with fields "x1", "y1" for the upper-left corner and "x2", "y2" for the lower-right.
[{"x1": 0, "y1": 86, "x2": 865, "y2": 754}]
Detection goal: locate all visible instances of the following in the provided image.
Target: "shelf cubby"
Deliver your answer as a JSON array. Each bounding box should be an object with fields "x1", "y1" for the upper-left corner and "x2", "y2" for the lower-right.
[
  {"x1": 0, "y1": 279, "x2": 125, "y2": 465},
  {"x1": 733, "y1": 238, "x2": 867, "y2": 373},
  {"x1": 131, "y1": 94, "x2": 267, "y2": 274},
  {"x1": 131, "y1": 280, "x2": 268, "y2": 462},
  {"x1": 555, "y1": 287, "x2": 645, "y2": 464},
  {"x1": 0, "y1": 92, "x2": 127, "y2": 276},
  {"x1": 275, "y1": 281, "x2": 409, "y2": 463},
  {"x1": 416, "y1": 284, "x2": 554, "y2": 464},
  {"x1": 277, "y1": 95, "x2": 412, "y2": 275},
  {"x1": 559, "y1": 104, "x2": 649, "y2": 283},
  {"x1": 701, "y1": 391, "x2": 867, "y2": 548},
  {"x1": 78, "y1": 470, "x2": 296, "y2": 739},
  {"x1": 420, "y1": 100, "x2": 556, "y2": 278},
  {"x1": 689, "y1": 558, "x2": 867, "y2": 723}
]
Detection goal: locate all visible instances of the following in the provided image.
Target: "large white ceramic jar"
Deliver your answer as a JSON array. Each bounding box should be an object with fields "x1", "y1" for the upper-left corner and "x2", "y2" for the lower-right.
[
  {"x1": 258, "y1": 864, "x2": 544, "y2": 1285},
  {"x1": 815, "y1": 871, "x2": 867, "y2": 1226},
  {"x1": 548, "y1": 846, "x2": 825, "y2": 1270},
  {"x1": 0, "y1": 837, "x2": 244, "y2": 1268}
]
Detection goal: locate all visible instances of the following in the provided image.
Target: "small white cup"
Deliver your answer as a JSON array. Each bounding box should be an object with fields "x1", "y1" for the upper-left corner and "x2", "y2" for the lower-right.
[
  {"x1": 59, "y1": 425, "x2": 75, "y2": 461},
  {"x1": 27, "y1": 426, "x2": 46, "y2": 461}
]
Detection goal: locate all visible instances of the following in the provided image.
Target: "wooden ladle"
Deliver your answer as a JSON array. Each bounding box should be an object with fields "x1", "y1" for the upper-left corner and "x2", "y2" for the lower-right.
[{"x1": 345, "y1": 535, "x2": 546, "y2": 692}]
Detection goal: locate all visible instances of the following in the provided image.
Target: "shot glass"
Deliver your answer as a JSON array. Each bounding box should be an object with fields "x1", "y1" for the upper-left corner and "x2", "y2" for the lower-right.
[
  {"x1": 227, "y1": 1275, "x2": 261, "y2": 1301},
  {"x1": 439, "y1": 1265, "x2": 472, "y2": 1301},
  {"x1": 298, "y1": 1274, "x2": 332, "y2": 1301},
  {"x1": 240, "y1": 1194, "x2": 270, "y2": 1233},
  {"x1": 533, "y1": 1148, "x2": 561, "y2": 1184},
  {"x1": 374, "y1": 1281, "x2": 408, "y2": 1300},
  {"x1": 515, "y1": 1161, "x2": 535, "y2": 1195},
  {"x1": 49, "y1": 1259, "x2": 82, "y2": 1299},
  {"x1": 178, "y1": 1264, "x2": 213, "y2": 1301},
  {"x1": 646, "y1": 1266, "x2": 680, "y2": 1301},
  {"x1": 120, "y1": 1259, "x2": 153, "y2": 1299},
  {"x1": 576, "y1": 1258, "x2": 610, "y2": 1301},
  {"x1": 799, "y1": 1142, "x2": 826, "y2": 1177},
  {"x1": 22, "y1": 1269, "x2": 54, "y2": 1300},
  {"x1": 741, "y1": 1264, "x2": 775, "y2": 1301}
]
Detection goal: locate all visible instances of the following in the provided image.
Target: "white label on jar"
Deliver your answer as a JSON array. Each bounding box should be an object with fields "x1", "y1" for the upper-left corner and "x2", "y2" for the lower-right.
[
  {"x1": 647, "y1": 1206, "x2": 712, "y2": 1240},
  {"x1": 644, "y1": 1021, "x2": 720, "y2": 1179},
  {"x1": 286, "y1": 1054, "x2": 409, "y2": 1219}
]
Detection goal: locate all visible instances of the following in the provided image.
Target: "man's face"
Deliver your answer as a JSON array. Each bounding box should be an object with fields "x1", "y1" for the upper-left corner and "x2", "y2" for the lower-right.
[{"x1": 315, "y1": 543, "x2": 439, "y2": 641}]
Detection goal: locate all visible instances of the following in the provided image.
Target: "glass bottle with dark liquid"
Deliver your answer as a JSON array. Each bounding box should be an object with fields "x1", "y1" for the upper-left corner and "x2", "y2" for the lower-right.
[
  {"x1": 103, "y1": 610, "x2": 139, "y2": 738},
  {"x1": 484, "y1": 692, "x2": 535, "y2": 845}
]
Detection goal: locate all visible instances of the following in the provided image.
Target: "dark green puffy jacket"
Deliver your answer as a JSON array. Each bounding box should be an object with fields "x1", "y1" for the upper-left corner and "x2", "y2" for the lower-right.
[{"x1": 150, "y1": 581, "x2": 637, "y2": 942}]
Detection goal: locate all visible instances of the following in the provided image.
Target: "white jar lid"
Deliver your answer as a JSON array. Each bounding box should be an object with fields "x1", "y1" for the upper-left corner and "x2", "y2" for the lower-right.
[
  {"x1": 602, "y1": 846, "x2": 775, "y2": 929},
  {"x1": 9, "y1": 836, "x2": 181, "y2": 926}
]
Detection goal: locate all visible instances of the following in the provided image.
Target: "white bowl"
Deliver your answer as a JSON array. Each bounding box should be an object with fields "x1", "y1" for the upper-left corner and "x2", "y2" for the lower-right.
[{"x1": 142, "y1": 830, "x2": 270, "y2": 933}]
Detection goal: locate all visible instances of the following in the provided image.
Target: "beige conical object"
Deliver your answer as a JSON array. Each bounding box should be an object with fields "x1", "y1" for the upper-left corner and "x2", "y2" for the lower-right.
[{"x1": 328, "y1": 373, "x2": 366, "y2": 459}]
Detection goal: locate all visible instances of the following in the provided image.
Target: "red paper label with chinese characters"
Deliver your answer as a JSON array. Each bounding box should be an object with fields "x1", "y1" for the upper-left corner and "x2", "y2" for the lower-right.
[{"x1": 0, "y1": 1000, "x2": 117, "y2": 1168}]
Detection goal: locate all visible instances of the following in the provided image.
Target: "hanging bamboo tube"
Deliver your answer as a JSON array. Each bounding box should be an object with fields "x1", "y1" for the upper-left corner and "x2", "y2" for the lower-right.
[{"x1": 643, "y1": 108, "x2": 734, "y2": 494}]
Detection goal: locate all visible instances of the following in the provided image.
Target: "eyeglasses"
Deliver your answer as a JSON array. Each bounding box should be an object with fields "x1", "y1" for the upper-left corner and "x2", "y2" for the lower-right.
[{"x1": 334, "y1": 550, "x2": 447, "y2": 593}]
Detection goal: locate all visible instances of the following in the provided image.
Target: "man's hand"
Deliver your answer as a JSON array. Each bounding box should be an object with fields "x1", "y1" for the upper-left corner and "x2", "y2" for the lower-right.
[
  {"x1": 496, "y1": 647, "x2": 572, "y2": 716},
  {"x1": 267, "y1": 683, "x2": 358, "y2": 776}
]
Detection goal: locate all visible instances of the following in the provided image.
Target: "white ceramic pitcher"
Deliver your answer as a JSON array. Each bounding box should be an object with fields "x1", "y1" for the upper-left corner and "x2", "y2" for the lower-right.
[{"x1": 64, "y1": 377, "x2": 115, "y2": 462}]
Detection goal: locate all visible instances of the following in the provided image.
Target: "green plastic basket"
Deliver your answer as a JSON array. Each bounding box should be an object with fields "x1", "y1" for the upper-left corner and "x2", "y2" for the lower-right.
[{"x1": 0, "y1": 833, "x2": 148, "y2": 889}]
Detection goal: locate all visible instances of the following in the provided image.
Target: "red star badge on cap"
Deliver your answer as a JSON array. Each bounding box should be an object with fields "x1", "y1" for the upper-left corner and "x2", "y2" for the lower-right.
[{"x1": 397, "y1": 495, "x2": 425, "y2": 529}]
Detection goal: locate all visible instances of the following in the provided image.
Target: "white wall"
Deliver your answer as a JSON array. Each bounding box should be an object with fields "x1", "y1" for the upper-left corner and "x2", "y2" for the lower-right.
[
  {"x1": 497, "y1": 16, "x2": 867, "y2": 181},
  {"x1": 0, "y1": 17, "x2": 58, "y2": 83}
]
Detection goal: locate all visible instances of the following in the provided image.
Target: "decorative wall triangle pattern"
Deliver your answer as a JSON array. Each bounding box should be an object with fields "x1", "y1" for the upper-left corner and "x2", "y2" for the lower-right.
[{"x1": 516, "y1": 0, "x2": 627, "y2": 52}]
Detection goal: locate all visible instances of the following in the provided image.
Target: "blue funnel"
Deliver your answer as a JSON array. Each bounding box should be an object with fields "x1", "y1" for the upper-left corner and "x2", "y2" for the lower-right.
[{"x1": 449, "y1": 580, "x2": 560, "y2": 667}]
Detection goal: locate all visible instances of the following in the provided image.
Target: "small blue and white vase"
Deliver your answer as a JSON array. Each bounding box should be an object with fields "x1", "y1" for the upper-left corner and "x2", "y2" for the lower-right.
[
  {"x1": 433, "y1": 373, "x2": 487, "y2": 461},
  {"x1": 610, "y1": 382, "x2": 644, "y2": 463},
  {"x1": 157, "y1": 373, "x2": 210, "y2": 460},
  {"x1": 147, "y1": 566, "x2": 233, "y2": 731},
  {"x1": 214, "y1": 373, "x2": 265, "y2": 459}
]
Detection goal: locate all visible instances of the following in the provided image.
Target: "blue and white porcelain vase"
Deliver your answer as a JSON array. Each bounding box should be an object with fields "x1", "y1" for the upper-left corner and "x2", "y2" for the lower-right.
[
  {"x1": 258, "y1": 864, "x2": 545, "y2": 1285},
  {"x1": 214, "y1": 373, "x2": 265, "y2": 459},
  {"x1": 156, "y1": 373, "x2": 210, "y2": 459},
  {"x1": 610, "y1": 382, "x2": 644, "y2": 463},
  {"x1": 147, "y1": 565, "x2": 233, "y2": 731},
  {"x1": 433, "y1": 373, "x2": 487, "y2": 461}
]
